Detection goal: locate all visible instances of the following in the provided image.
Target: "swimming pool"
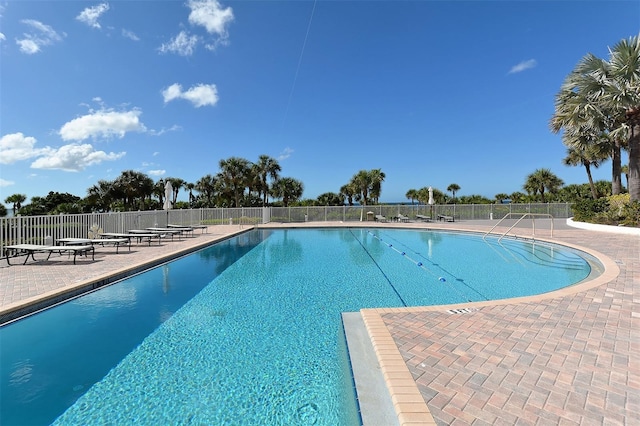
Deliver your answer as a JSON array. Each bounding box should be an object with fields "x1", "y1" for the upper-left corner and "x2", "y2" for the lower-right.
[{"x1": 0, "y1": 228, "x2": 598, "y2": 425}]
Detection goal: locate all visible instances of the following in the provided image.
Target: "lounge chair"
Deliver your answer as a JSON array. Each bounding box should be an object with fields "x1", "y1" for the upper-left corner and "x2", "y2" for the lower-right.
[
  {"x1": 168, "y1": 224, "x2": 208, "y2": 234},
  {"x1": 375, "y1": 214, "x2": 388, "y2": 222},
  {"x1": 100, "y1": 232, "x2": 163, "y2": 246},
  {"x1": 416, "y1": 214, "x2": 432, "y2": 222},
  {"x1": 58, "y1": 237, "x2": 131, "y2": 254},
  {"x1": 397, "y1": 214, "x2": 411, "y2": 222},
  {"x1": 437, "y1": 214, "x2": 455, "y2": 222},
  {"x1": 146, "y1": 227, "x2": 192, "y2": 239},
  {"x1": 4, "y1": 244, "x2": 95, "y2": 265}
]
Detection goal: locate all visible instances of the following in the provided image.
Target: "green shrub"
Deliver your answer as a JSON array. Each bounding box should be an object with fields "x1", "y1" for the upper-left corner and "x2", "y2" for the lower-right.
[
  {"x1": 571, "y1": 198, "x2": 609, "y2": 222},
  {"x1": 620, "y1": 201, "x2": 640, "y2": 227}
]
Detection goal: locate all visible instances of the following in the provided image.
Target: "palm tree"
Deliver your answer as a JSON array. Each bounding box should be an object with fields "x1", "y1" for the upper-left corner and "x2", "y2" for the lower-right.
[
  {"x1": 405, "y1": 189, "x2": 418, "y2": 205},
  {"x1": 166, "y1": 178, "x2": 186, "y2": 205},
  {"x1": 196, "y1": 174, "x2": 217, "y2": 207},
  {"x1": 349, "y1": 169, "x2": 385, "y2": 205},
  {"x1": 524, "y1": 169, "x2": 564, "y2": 202},
  {"x1": 340, "y1": 183, "x2": 358, "y2": 206},
  {"x1": 447, "y1": 183, "x2": 460, "y2": 203},
  {"x1": 218, "y1": 157, "x2": 251, "y2": 207},
  {"x1": 153, "y1": 180, "x2": 166, "y2": 206},
  {"x1": 112, "y1": 170, "x2": 154, "y2": 210},
  {"x1": 494, "y1": 193, "x2": 509, "y2": 204},
  {"x1": 86, "y1": 180, "x2": 114, "y2": 212},
  {"x1": 271, "y1": 177, "x2": 304, "y2": 207},
  {"x1": 256, "y1": 155, "x2": 281, "y2": 207},
  {"x1": 185, "y1": 182, "x2": 196, "y2": 206},
  {"x1": 552, "y1": 34, "x2": 640, "y2": 202},
  {"x1": 351, "y1": 170, "x2": 371, "y2": 205},
  {"x1": 316, "y1": 192, "x2": 343, "y2": 206},
  {"x1": 4, "y1": 193, "x2": 26, "y2": 215},
  {"x1": 622, "y1": 164, "x2": 629, "y2": 190},
  {"x1": 562, "y1": 143, "x2": 608, "y2": 199},
  {"x1": 369, "y1": 169, "x2": 386, "y2": 204}
]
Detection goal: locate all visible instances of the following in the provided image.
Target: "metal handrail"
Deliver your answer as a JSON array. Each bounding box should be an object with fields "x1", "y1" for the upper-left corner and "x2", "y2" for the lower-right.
[{"x1": 483, "y1": 213, "x2": 554, "y2": 242}]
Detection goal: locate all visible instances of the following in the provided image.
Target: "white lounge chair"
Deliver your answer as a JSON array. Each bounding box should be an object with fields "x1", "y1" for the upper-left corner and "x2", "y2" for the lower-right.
[
  {"x1": 375, "y1": 215, "x2": 388, "y2": 222},
  {"x1": 4, "y1": 244, "x2": 95, "y2": 265},
  {"x1": 397, "y1": 214, "x2": 411, "y2": 222}
]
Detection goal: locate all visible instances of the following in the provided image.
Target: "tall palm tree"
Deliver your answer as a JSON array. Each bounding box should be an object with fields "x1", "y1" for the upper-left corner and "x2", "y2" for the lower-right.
[
  {"x1": 524, "y1": 168, "x2": 564, "y2": 202},
  {"x1": 552, "y1": 34, "x2": 640, "y2": 202},
  {"x1": 166, "y1": 177, "x2": 186, "y2": 205},
  {"x1": 340, "y1": 183, "x2": 358, "y2": 206},
  {"x1": 369, "y1": 169, "x2": 386, "y2": 204},
  {"x1": 86, "y1": 180, "x2": 114, "y2": 212},
  {"x1": 218, "y1": 157, "x2": 250, "y2": 207},
  {"x1": 349, "y1": 169, "x2": 385, "y2": 205},
  {"x1": 153, "y1": 180, "x2": 166, "y2": 206},
  {"x1": 351, "y1": 170, "x2": 371, "y2": 205},
  {"x1": 185, "y1": 182, "x2": 196, "y2": 206},
  {"x1": 405, "y1": 189, "x2": 418, "y2": 205},
  {"x1": 113, "y1": 170, "x2": 154, "y2": 210},
  {"x1": 196, "y1": 174, "x2": 217, "y2": 207},
  {"x1": 562, "y1": 143, "x2": 608, "y2": 199},
  {"x1": 447, "y1": 183, "x2": 460, "y2": 203},
  {"x1": 256, "y1": 155, "x2": 281, "y2": 207},
  {"x1": 271, "y1": 177, "x2": 304, "y2": 207},
  {"x1": 4, "y1": 193, "x2": 26, "y2": 215}
]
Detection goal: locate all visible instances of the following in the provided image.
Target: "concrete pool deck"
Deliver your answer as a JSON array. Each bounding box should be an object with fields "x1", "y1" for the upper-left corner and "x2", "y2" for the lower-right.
[{"x1": 0, "y1": 220, "x2": 637, "y2": 425}]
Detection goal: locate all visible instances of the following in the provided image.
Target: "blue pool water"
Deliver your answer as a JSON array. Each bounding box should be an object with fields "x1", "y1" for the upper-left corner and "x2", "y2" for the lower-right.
[{"x1": 0, "y1": 228, "x2": 596, "y2": 425}]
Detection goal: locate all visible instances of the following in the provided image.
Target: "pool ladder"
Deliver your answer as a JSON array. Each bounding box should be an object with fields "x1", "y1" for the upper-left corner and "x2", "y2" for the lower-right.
[{"x1": 482, "y1": 213, "x2": 554, "y2": 242}]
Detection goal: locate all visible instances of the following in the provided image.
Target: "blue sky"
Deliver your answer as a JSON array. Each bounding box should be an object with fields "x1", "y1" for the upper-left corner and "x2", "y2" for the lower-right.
[{"x1": 1, "y1": 1, "x2": 639, "y2": 207}]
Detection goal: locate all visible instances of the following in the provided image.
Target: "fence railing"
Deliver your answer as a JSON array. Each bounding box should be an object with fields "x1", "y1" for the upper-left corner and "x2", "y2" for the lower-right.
[{"x1": 0, "y1": 203, "x2": 571, "y2": 254}]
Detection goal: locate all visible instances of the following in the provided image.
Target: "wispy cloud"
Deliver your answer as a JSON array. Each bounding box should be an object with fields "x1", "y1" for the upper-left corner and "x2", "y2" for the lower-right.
[
  {"x1": 508, "y1": 59, "x2": 537, "y2": 74},
  {"x1": 148, "y1": 169, "x2": 166, "y2": 176},
  {"x1": 278, "y1": 147, "x2": 294, "y2": 161},
  {"x1": 16, "y1": 19, "x2": 64, "y2": 54},
  {"x1": 122, "y1": 29, "x2": 139, "y2": 41},
  {"x1": 58, "y1": 108, "x2": 147, "y2": 141},
  {"x1": 0, "y1": 178, "x2": 15, "y2": 187},
  {"x1": 76, "y1": 3, "x2": 110, "y2": 29},
  {"x1": 159, "y1": 30, "x2": 199, "y2": 56},
  {"x1": 162, "y1": 83, "x2": 218, "y2": 107}
]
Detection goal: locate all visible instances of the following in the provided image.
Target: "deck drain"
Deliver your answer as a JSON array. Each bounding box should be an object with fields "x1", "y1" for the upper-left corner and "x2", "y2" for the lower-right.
[{"x1": 446, "y1": 308, "x2": 478, "y2": 314}]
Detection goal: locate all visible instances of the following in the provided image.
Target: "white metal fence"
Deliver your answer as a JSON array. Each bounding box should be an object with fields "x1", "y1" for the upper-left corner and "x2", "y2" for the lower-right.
[{"x1": 0, "y1": 203, "x2": 571, "y2": 254}]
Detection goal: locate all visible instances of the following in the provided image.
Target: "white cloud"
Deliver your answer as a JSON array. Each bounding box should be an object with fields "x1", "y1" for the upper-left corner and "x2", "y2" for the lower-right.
[
  {"x1": 0, "y1": 178, "x2": 15, "y2": 187},
  {"x1": 58, "y1": 109, "x2": 147, "y2": 142},
  {"x1": 0, "y1": 33, "x2": 6, "y2": 42},
  {"x1": 160, "y1": 1, "x2": 233, "y2": 56},
  {"x1": 508, "y1": 59, "x2": 537, "y2": 74},
  {"x1": 162, "y1": 83, "x2": 218, "y2": 107},
  {"x1": 16, "y1": 19, "x2": 63, "y2": 54},
  {"x1": 76, "y1": 3, "x2": 110, "y2": 29},
  {"x1": 0, "y1": 132, "x2": 52, "y2": 164},
  {"x1": 278, "y1": 147, "x2": 294, "y2": 161},
  {"x1": 30, "y1": 144, "x2": 125, "y2": 171},
  {"x1": 122, "y1": 29, "x2": 139, "y2": 41},
  {"x1": 148, "y1": 169, "x2": 166, "y2": 176},
  {"x1": 159, "y1": 31, "x2": 199, "y2": 56},
  {"x1": 188, "y1": 0, "x2": 233, "y2": 37}
]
